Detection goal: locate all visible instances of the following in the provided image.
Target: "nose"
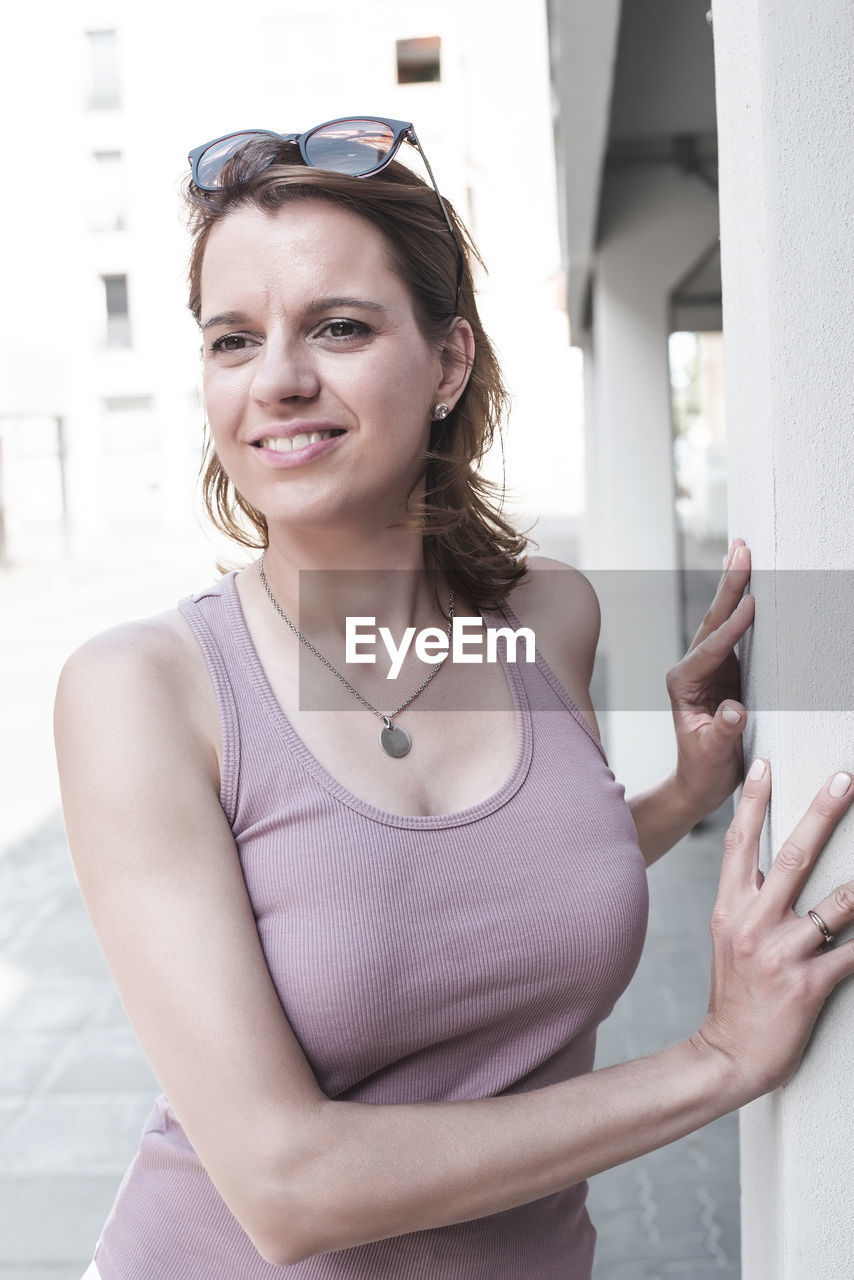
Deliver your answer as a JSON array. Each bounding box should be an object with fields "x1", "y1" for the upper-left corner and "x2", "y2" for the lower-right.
[{"x1": 250, "y1": 336, "x2": 321, "y2": 405}]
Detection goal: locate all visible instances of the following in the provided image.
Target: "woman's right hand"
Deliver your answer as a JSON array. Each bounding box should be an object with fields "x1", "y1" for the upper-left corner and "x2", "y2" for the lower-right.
[{"x1": 693, "y1": 759, "x2": 854, "y2": 1098}]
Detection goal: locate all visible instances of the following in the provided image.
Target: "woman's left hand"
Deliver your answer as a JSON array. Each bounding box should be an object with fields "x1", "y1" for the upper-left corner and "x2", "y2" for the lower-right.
[{"x1": 665, "y1": 538, "x2": 754, "y2": 821}]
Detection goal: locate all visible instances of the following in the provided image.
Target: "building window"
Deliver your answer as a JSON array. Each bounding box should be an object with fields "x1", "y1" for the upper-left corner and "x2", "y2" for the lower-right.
[
  {"x1": 87, "y1": 30, "x2": 121, "y2": 110},
  {"x1": 102, "y1": 274, "x2": 131, "y2": 348},
  {"x1": 396, "y1": 36, "x2": 441, "y2": 84},
  {"x1": 91, "y1": 151, "x2": 126, "y2": 232}
]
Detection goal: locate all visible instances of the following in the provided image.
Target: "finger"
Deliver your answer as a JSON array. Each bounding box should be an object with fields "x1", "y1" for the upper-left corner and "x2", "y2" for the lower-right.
[
  {"x1": 690, "y1": 546, "x2": 752, "y2": 651},
  {"x1": 708, "y1": 541, "x2": 751, "y2": 615},
  {"x1": 719, "y1": 757, "x2": 772, "y2": 897},
  {"x1": 760, "y1": 771, "x2": 854, "y2": 913},
  {"x1": 724, "y1": 539, "x2": 749, "y2": 573},
  {"x1": 719, "y1": 700, "x2": 746, "y2": 730},
  {"x1": 723, "y1": 537, "x2": 747, "y2": 570},
  {"x1": 688, "y1": 697, "x2": 747, "y2": 752},
  {"x1": 813, "y1": 936, "x2": 854, "y2": 994},
  {"x1": 795, "y1": 881, "x2": 854, "y2": 955},
  {"x1": 672, "y1": 594, "x2": 754, "y2": 687}
]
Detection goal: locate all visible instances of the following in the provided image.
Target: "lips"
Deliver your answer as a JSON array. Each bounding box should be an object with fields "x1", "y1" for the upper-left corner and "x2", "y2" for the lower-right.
[
  {"x1": 254, "y1": 429, "x2": 345, "y2": 453},
  {"x1": 249, "y1": 425, "x2": 348, "y2": 469},
  {"x1": 248, "y1": 422, "x2": 347, "y2": 448}
]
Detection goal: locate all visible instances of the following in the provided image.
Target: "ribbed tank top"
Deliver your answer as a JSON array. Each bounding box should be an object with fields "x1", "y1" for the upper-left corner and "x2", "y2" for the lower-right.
[{"x1": 93, "y1": 570, "x2": 648, "y2": 1280}]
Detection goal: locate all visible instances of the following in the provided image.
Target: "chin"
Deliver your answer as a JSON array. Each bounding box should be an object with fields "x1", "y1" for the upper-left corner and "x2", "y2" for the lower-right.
[{"x1": 259, "y1": 497, "x2": 377, "y2": 532}]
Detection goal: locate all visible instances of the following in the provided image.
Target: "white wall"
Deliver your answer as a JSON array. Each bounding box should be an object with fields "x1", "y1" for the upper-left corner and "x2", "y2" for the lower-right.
[{"x1": 712, "y1": 2, "x2": 854, "y2": 1274}]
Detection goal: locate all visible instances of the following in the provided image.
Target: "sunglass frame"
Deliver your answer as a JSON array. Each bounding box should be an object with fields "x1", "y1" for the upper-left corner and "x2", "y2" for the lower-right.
[{"x1": 188, "y1": 115, "x2": 463, "y2": 310}]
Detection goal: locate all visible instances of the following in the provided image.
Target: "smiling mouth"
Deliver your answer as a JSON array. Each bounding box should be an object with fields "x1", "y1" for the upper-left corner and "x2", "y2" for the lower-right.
[{"x1": 253, "y1": 429, "x2": 346, "y2": 452}]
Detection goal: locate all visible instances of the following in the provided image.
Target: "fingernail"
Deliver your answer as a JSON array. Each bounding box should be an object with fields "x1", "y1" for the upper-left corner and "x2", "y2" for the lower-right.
[
  {"x1": 722, "y1": 706, "x2": 741, "y2": 724},
  {"x1": 748, "y1": 758, "x2": 766, "y2": 780},
  {"x1": 734, "y1": 546, "x2": 749, "y2": 566},
  {"x1": 829, "y1": 772, "x2": 852, "y2": 797}
]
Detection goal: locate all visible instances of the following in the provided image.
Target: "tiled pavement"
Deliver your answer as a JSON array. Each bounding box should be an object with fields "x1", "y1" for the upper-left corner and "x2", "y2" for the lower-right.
[
  {"x1": 588, "y1": 804, "x2": 740, "y2": 1279},
  {"x1": 0, "y1": 811, "x2": 160, "y2": 1278}
]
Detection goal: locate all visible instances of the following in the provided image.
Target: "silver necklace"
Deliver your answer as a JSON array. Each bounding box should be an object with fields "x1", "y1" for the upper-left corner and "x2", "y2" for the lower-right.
[{"x1": 257, "y1": 552, "x2": 454, "y2": 758}]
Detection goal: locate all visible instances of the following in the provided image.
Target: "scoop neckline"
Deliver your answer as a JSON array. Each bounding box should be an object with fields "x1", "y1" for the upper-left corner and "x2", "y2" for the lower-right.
[{"x1": 221, "y1": 568, "x2": 534, "y2": 830}]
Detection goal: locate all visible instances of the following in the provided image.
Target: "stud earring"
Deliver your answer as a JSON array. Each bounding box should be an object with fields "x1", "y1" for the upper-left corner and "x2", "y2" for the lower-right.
[{"x1": 431, "y1": 403, "x2": 450, "y2": 420}]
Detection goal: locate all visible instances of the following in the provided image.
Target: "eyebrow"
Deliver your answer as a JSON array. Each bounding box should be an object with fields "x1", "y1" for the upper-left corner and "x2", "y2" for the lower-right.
[
  {"x1": 201, "y1": 297, "x2": 388, "y2": 331},
  {"x1": 306, "y1": 295, "x2": 388, "y2": 315},
  {"x1": 201, "y1": 310, "x2": 249, "y2": 332}
]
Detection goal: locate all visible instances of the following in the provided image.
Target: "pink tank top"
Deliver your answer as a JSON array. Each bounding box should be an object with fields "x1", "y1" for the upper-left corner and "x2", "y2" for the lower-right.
[{"x1": 92, "y1": 569, "x2": 648, "y2": 1279}]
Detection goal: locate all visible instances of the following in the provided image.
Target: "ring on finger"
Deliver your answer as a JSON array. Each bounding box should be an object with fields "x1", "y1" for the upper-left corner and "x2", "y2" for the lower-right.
[{"x1": 807, "y1": 909, "x2": 835, "y2": 946}]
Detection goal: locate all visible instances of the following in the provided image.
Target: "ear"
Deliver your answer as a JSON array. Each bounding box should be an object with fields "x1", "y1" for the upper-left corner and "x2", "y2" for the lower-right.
[{"x1": 434, "y1": 319, "x2": 475, "y2": 410}]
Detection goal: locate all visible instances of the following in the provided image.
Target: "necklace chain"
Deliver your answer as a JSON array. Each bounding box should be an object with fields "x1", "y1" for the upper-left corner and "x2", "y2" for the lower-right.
[{"x1": 257, "y1": 552, "x2": 455, "y2": 725}]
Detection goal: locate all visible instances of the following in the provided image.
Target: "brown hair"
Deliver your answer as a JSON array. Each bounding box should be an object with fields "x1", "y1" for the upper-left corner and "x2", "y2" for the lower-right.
[{"x1": 184, "y1": 137, "x2": 529, "y2": 607}]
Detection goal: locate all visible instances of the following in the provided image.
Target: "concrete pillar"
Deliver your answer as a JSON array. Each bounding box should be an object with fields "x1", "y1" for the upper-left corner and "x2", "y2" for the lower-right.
[
  {"x1": 583, "y1": 166, "x2": 719, "y2": 793},
  {"x1": 711, "y1": 3, "x2": 854, "y2": 1276}
]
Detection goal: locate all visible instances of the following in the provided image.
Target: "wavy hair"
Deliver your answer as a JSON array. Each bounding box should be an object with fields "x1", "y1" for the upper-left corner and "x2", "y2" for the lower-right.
[{"x1": 184, "y1": 137, "x2": 529, "y2": 607}]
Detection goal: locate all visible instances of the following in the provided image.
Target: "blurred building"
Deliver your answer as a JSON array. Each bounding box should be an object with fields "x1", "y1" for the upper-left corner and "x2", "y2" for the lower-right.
[{"x1": 0, "y1": 0, "x2": 581, "y2": 569}]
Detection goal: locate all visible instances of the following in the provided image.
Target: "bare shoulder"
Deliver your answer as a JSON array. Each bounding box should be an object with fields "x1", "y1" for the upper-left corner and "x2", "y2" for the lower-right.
[
  {"x1": 55, "y1": 606, "x2": 220, "y2": 790},
  {"x1": 58, "y1": 605, "x2": 204, "y2": 686},
  {"x1": 505, "y1": 555, "x2": 602, "y2": 739},
  {"x1": 509, "y1": 556, "x2": 601, "y2": 664}
]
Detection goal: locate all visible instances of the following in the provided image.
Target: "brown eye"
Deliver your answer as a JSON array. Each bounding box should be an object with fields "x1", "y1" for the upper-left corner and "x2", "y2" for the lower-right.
[
  {"x1": 316, "y1": 319, "x2": 371, "y2": 343},
  {"x1": 212, "y1": 334, "x2": 246, "y2": 352}
]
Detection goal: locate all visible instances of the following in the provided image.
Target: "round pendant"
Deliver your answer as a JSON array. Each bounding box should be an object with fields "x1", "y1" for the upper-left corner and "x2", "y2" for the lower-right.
[{"x1": 380, "y1": 721, "x2": 411, "y2": 758}]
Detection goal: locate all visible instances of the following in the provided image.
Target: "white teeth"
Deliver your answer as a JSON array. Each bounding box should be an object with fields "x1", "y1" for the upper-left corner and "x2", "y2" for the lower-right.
[{"x1": 258, "y1": 430, "x2": 337, "y2": 452}]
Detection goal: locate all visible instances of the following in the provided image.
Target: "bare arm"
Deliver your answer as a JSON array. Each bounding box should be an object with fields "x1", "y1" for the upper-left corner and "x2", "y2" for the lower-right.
[
  {"x1": 626, "y1": 772, "x2": 705, "y2": 866},
  {"x1": 54, "y1": 619, "x2": 854, "y2": 1268},
  {"x1": 54, "y1": 621, "x2": 329, "y2": 1259},
  {"x1": 295, "y1": 1038, "x2": 735, "y2": 1257}
]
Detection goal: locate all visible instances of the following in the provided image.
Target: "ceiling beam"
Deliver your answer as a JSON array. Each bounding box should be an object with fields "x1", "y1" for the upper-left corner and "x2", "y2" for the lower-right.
[{"x1": 548, "y1": 0, "x2": 622, "y2": 338}]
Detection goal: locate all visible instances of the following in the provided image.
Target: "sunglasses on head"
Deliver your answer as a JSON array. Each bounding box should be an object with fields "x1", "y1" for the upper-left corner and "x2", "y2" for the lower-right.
[{"x1": 188, "y1": 115, "x2": 463, "y2": 310}]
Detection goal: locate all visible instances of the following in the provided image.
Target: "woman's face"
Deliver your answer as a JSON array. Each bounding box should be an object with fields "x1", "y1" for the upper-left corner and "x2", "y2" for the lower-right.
[{"x1": 199, "y1": 199, "x2": 457, "y2": 536}]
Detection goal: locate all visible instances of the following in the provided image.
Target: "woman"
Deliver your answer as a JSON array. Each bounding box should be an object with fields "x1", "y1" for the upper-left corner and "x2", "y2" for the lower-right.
[{"x1": 55, "y1": 118, "x2": 854, "y2": 1279}]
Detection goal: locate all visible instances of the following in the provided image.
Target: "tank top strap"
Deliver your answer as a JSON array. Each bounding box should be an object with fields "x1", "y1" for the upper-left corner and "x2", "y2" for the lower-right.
[
  {"x1": 484, "y1": 597, "x2": 609, "y2": 767},
  {"x1": 177, "y1": 577, "x2": 242, "y2": 826}
]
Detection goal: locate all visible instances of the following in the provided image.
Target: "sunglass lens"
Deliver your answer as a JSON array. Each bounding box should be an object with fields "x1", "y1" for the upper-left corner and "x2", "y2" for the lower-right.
[
  {"x1": 195, "y1": 133, "x2": 265, "y2": 189},
  {"x1": 303, "y1": 120, "x2": 396, "y2": 175}
]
